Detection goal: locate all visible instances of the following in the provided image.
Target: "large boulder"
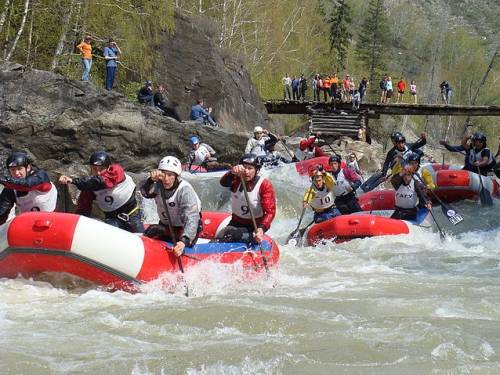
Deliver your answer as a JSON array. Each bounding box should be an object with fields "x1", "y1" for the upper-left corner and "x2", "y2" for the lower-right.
[
  {"x1": 0, "y1": 60, "x2": 248, "y2": 176},
  {"x1": 156, "y1": 12, "x2": 269, "y2": 133}
]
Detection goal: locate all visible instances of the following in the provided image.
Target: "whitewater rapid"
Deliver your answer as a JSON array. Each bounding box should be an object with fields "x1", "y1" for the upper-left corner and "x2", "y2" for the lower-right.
[{"x1": 1, "y1": 169, "x2": 499, "y2": 374}]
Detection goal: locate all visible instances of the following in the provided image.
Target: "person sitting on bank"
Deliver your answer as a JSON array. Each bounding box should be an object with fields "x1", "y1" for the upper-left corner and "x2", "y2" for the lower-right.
[
  {"x1": 137, "y1": 80, "x2": 154, "y2": 106},
  {"x1": 0, "y1": 152, "x2": 58, "y2": 224},
  {"x1": 154, "y1": 84, "x2": 181, "y2": 122},
  {"x1": 141, "y1": 156, "x2": 202, "y2": 257},
  {"x1": 293, "y1": 133, "x2": 328, "y2": 161},
  {"x1": 391, "y1": 165, "x2": 432, "y2": 221},
  {"x1": 216, "y1": 154, "x2": 276, "y2": 243},
  {"x1": 190, "y1": 99, "x2": 218, "y2": 127},
  {"x1": 188, "y1": 136, "x2": 231, "y2": 172},
  {"x1": 303, "y1": 165, "x2": 341, "y2": 223},
  {"x1": 59, "y1": 151, "x2": 143, "y2": 233},
  {"x1": 328, "y1": 154, "x2": 362, "y2": 214}
]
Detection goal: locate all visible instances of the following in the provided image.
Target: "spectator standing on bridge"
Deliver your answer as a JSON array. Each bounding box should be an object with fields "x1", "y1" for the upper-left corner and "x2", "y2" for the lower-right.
[
  {"x1": 282, "y1": 73, "x2": 292, "y2": 101},
  {"x1": 440, "y1": 81, "x2": 452, "y2": 104},
  {"x1": 379, "y1": 75, "x2": 388, "y2": 104},
  {"x1": 312, "y1": 74, "x2": 321, "y2": 102},
  {"x1": 322, "y1": 76, "x2": 331, "y2": 102},
  {"x1": 331, "y1": 74, "x2": 339, "y2": 102},
  {"x1": 410, "y1": 80, "x2": 417, "y2": 104},
  {"x1": 342, "y1": 75, "x2": 351, "y2": 102},
  {"x1": 359, "y1": 77, "x2": 368, "y2": 103},
  {"x1": 299, "y1": 74, "x2": 308, "y2": 101},
  {"x1": 291, "y1": 76, "x2": 300, "y2": 101},
  {"x1": 352, "y1": 90, "x2": 361, "y2": 111},
  {"x1": 386, "y1": 77, "x2": 394, "y2": 104},
  {"x1": 396, "y1": 78, "x2": 406, "y2": 103}
]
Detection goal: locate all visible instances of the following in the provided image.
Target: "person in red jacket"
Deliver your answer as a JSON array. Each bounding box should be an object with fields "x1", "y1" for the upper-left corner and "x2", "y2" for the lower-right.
[
  {"x1": 59, "y1": 151, "x2": 143, "y2": 233},
  {"x1": 293, "y1": 133, "x2": 328, "y2": 161},
  {"x1": 217, "y1": 154, "x2": 276, "y2": 243},
  {"x1": 396, "y1": 78, "x2": 406, "y2": 103},
  {"x1": 0, "y1": 152, "x2": 58, "y2": 224}
]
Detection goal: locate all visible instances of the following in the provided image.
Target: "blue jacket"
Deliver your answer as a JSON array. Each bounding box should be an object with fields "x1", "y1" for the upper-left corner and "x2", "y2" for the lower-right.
[{"x1": 190, "y1": 104, "x2": 209, "y2": 121}]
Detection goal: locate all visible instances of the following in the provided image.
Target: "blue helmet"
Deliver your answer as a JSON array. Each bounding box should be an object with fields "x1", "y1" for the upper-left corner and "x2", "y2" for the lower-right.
[
  {"x1": 6, "y1": 152, "x2": 31, "y2": 168},
  {"x1": 88, "y1": 151, "x2": 111, "y2": 167},
  {"x1": 189, "y1": 136, "x2": 200, "y2": 145},
  {"x1": 328, "y1": 154, "x2": 342, "y2": 164}
]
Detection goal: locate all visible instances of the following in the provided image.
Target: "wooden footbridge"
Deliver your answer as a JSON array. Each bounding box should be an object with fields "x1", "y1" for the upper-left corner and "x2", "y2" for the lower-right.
[{"x1": 264, "y1": 100, "x2": 500, "y2": 138}]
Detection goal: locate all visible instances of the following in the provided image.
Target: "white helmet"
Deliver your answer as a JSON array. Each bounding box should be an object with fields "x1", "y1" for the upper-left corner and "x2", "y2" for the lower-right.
[
  {"x1": 158, "y1": 156, "x2": 182, "y2": 175},
  {"x1": 254, "y1": 126, "x2": 263, "y2": 133}
]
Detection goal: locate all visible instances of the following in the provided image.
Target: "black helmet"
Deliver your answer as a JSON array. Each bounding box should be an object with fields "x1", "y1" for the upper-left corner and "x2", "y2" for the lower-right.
[
  {"x1": 6, "y1": 152, "x2": 31, "y2": 168},
  {"x1": 240, "y1": 153, "x2": 263, "y2": 169},
  {"x1": 472, "y1": 132, "x2": 486, "y2": 143},
  {"x1": 390, "y1": 131, "x2": 403, "y2": 141},
  {"x1": 407, "y1": 152, "x2": 421, "y2": 163},
  {"x1": 394, "y1": 134, "x2": 406, "y2": 143},
  {"x1": 88, "y1": 151, "x2": 111, "y2": 167},
  {"x1": 328, "y1": 154, "x2": 342, "y2": 163}
]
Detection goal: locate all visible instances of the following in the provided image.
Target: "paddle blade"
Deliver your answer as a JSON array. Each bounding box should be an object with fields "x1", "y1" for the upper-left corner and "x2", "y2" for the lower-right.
[
  {"x1": 360, "y1": 172, "x2": 384, "y2": 192},
  {"x1": 440, "y1": 204, "x2": 464, "y2": 225},
  {"x1": 479, "y1": 186, "x2": 494, "y2": 206},
  {"x1": 286, "y1": 230, "x2": 302, "y2": 246}
]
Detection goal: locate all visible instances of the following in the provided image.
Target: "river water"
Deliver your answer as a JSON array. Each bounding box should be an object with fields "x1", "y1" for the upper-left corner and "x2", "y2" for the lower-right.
[{"x1": 1, "y1": 169, "x2": 499, "y2": 374}]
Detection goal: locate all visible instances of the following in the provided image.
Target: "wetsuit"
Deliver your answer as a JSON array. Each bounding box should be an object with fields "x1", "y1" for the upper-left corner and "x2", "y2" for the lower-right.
[
  {"x1": 331, "y1": 168, "x2": 362, "y2": 214},
  {"x1": 303, "y1": 173, "x2": 341, "y2": 223},
  {"x1": 381, "y1": 137, "x2": 427, "y2": 176},
  {"x1": 73, "y1": 163, "x2": 143, "y2": 233},
  {"x1": 0, "y1": 168, "x2": 57, "y2": 224},
  {"x1": 141, "y1": 178, "x2": 202, "y2": 246},
  {"x1": 217, "y1": 172, "x2": 276, "y2": 242},
  {"x1": 391, "y1": 174, "x2": 430, "y2": 221}
]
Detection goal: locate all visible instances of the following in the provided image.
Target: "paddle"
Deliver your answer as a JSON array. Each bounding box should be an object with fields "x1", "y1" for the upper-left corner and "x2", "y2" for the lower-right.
[
  {"x1": 411, "y1": 176, "x2": 446, "y2": 240},
  {"x1": 240, "y1": 177, "x2": 271, "y2": 276},
  {"x1": 428, "y1": 206, "x2": 446, "y2": 240},
  {"x1": 413, "y1": 172, "x2": 464, "y2": 226},
  {"x1": 286, "y1": 181, "x2": 315, "y2": 245},
  {"x1": 158, "y1": 182, "x2": 189, "y2": 297},
  {"x1": 361, "y1": 139, "x2": 423, "y2": 193},
  {"x1": 279, "y1": 138, "x2": 295, "y2": 161},
  {"x1": 360, "y1": 171, "x2": 385, "y2": 192},
  {"x1": 476, "y1": 166, "x2": 494, "y2": 206}
]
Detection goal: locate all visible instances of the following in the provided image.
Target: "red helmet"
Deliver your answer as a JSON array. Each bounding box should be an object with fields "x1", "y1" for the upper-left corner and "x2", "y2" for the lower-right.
[{"x1": 299, "y1": 139, "x2": 309, "y2": 150}]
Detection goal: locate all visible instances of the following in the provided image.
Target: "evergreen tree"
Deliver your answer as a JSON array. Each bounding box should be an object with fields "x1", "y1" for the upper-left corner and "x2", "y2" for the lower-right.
[
  {"x1": 355, "y1": 0, "x2": 390, "y2": 89},
  {"x1": 328, "y1": 0, "x2": 352, "y2": 71}
]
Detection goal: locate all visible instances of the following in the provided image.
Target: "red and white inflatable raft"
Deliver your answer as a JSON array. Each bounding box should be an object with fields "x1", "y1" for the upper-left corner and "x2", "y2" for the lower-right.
[
  {"x1": 0, "y1": 211, "x2": 279, "y2": 291},
  {"x1": 421, "y1": 164, "x2": 499, "y2": 202},
  {"x1": 304, "y1": 189, "x2": 432, "y2": 246}
]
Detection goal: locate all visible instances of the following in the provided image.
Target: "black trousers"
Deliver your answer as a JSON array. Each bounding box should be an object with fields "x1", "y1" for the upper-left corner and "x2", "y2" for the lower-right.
[
  {"x1": 335, "y1": 193, "x2": 362, "y2": 215},
  {"x1": 391, "y1": 206, "x2": 417, "y2": 221}
]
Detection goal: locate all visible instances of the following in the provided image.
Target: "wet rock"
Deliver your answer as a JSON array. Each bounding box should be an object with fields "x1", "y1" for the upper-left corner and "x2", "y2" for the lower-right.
[
  {"x1": 156, "y1": 12, "x2": 269, "y2": 132},
  {"x1": 0, "y1": 60, "x2": 249, "y2": 178}
]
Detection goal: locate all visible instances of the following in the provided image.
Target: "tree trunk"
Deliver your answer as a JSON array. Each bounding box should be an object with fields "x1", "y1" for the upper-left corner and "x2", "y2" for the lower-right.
[
  {"x1": 0, "y1": 0, "x2": 12, "y2": 34},
  {"x1": 6, "y1": 0, "x2": 30, "y2": 61},
  {"x1": 25, "y1": 4, "x2": 34, "y2": 66},
  {"x1": 51, "y1": 0, "x2": 77, "y2": 71}
]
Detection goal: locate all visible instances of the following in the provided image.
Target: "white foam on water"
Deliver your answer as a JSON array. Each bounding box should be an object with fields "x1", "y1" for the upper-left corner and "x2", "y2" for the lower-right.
[{"x1": 1, "y1": 169, "x2": 499, "y2": 373}]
